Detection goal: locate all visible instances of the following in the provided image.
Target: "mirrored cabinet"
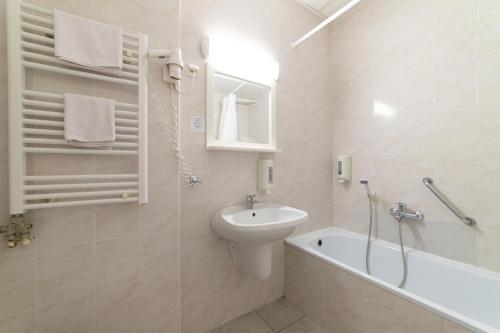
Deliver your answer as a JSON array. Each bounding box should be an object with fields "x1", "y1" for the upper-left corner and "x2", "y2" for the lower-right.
[{"x1": 206, "y1": 64, "x2": 277, "y2": 152}]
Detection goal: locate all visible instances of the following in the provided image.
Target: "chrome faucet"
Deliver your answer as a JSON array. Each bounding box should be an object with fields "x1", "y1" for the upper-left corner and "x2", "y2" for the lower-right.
[
  {"x1": 245, "y1": 194, "x2": 258, "y2": 209},
  {"x1": 389, "y1": 202, "x2": 424, "y2": 222}
]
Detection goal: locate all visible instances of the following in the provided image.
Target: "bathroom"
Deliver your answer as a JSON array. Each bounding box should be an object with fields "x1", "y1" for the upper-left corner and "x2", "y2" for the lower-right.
[{"x1": 0, "y1": 0, "x2": 499, "y2": 332}]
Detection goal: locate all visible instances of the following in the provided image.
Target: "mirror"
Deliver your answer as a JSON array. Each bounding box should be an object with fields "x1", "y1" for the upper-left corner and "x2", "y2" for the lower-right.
[{"x1": 206, "y1": 64, "x2": 277, "y2": 152}]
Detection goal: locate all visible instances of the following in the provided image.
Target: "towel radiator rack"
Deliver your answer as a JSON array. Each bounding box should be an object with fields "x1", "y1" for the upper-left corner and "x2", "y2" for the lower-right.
[
  {"x1": 422, "y1": 177, "x2": 476, "y2": 226},
  {"x1": 7, "y1": 0, "x2": 149, "y2": 213}
]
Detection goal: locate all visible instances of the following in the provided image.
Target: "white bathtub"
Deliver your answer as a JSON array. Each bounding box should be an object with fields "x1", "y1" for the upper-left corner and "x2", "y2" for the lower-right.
[{"x1": 286, "y1": 227, "x2": 500, "y2": 333}]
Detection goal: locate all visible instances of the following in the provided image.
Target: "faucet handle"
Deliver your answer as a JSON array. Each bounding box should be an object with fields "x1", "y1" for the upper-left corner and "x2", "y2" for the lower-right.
[
  {"x1": 396, "y1": 202, "x2": 407, "y2": 212},
  {"x1": 188, "y1": 176, "x2": 202, "y2": 187}
]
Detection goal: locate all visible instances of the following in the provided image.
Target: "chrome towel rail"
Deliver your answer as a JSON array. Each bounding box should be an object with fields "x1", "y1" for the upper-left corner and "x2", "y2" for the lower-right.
[{"x1": 422, "y1": 177, "x2": 476, "y2": 226}]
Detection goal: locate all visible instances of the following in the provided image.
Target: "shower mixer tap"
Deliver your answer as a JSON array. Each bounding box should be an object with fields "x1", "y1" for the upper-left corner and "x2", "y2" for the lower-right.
[
  {"x1": 390, "y1": 202, "x2": 424, "y2": 222},
  {"x1": 389, "y1": 202, "x2": 423, "y2": 288}
]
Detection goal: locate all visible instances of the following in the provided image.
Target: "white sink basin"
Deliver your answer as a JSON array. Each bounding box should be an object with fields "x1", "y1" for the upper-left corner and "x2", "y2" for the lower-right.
[
  {"x1": 212, "y1": 204, "x2": 308, "y2": 242},
  {"x1": 211, "y1": 204, "x2": 308, "y2": 280}
]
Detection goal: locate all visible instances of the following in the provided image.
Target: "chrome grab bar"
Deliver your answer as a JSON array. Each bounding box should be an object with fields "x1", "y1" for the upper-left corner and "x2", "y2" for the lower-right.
[{"x1": 422, "y1": 177, "x2": 476, "y2": 226}]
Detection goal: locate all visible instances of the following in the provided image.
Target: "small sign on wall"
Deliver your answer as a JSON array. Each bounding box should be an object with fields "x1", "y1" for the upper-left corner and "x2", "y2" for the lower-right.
[{"x1": 191, "y1": 115, "x2": 205, "y2": 133}]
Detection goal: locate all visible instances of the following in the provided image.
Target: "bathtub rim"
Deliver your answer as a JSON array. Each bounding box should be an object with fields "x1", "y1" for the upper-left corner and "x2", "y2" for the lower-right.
[{"x1": 285, "y1": 227, "x2": 499, "y2": 333}]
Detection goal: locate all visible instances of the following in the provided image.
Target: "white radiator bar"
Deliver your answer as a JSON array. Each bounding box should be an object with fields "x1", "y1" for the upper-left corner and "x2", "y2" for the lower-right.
[
  {"x1": 20, "y1": 33, "x2": 138, "y2": 64},
  {"x1": 23, "y1": 147, "x2": 138, "y2": 155},
  {"x1": 22, "y1": 118, "x2": 138, "y2": 133},
  {"x1": 137, "y1": 34, "x2": 149, "y2": 204},
  {"x1": 23, "y1": 138, "x2": 138, "y2": 148},
  {"x1": 21, "y1": 41, "x2": 139, "y2": 71},
  {"x1": 22, "y1": 90, "x2": 138, "y2": 109},
  {"x1": 25, "y1": 189, "x2": 139, "y2": 200},
  {"x1": 22, "y1": 51, "x2": 139, "y2": 78},
  {"x1": 19, "y1": 2, "x2": 139, "y2": 42},
  {"x1": 24, "y1": 197, "x2": 139, "y2": 210},
  {"x1": 7, "y1": 0, "x2": 149, "y2": 212},
  {"x1": 19, "y1": 22, "x2": 139, "y2": 55},
  {"x1": 7, "y1": 0, "x2": 25, "y2": 214},
  {"x1": 22, "y1": 61, "x2": 138, "y2": 86},
  {"x1": 24, "y1": 174, "x2": 138, "y2": 181},
  {"x1": 24, "y1": 182, "x2": 138, "y2": 191},
  {"x1": 22, "y1": 128, "x2": 138, "y2": 140},
  {"x1": 22, "y1": 109, "x2": 138, "y2": 124}
]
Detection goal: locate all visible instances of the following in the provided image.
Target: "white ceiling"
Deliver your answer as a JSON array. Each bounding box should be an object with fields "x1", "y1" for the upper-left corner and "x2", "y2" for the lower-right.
[{"x1": 296, "y1": 0, "x2": 353, "y2": 17}]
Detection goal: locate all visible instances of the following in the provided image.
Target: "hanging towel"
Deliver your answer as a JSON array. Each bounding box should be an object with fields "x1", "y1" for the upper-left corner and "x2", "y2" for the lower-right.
[
  {"x1": 218, "y1": 94, "x2": 238, "y2": 142},
  {"x1": 64, "y1": 93, "x2": 116, "y2": 148},
  {"x1": 53, "y1": 9, "x2": 123, "y2": 70}
]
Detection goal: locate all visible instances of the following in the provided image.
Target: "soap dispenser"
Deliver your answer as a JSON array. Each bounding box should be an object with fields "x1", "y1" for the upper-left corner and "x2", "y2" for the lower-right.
[
  {"x1": 258, "y1": 159, "x2": 274, "y2": 195},
  {"x1": 337, "y1": 155, "x2": 352, "y2": 183}
]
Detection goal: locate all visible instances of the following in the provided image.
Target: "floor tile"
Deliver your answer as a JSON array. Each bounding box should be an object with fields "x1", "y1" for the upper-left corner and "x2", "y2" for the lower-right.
[
  {"x1": 280, "y1": 317, "x2": 326, "y2": 333},
  {"x1": 257, "y1": 297, "x2": 304, "y2": 332},
  {"x1": 209, "y1": 312, "x2": 273, "y2": 333}
]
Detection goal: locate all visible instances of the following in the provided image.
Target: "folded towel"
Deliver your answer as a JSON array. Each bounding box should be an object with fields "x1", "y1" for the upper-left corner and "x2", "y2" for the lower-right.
[
  {"x1": 64, "y1": 93, "x2": 116, "y2": 148},
  {"x1": 54, "y1": 9, "x2": 123, "y2": 70}
]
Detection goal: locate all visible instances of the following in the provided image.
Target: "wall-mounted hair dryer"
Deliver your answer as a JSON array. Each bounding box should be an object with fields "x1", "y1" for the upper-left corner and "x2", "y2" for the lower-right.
[{"x1": 148, "y1": 47, "x2": 184, "y2": 82}]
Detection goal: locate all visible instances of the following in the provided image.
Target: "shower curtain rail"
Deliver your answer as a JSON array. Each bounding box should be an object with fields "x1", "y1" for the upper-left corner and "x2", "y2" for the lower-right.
[
  {"x1": 422, "y1": 177, "x2": 476, "y2": 226},
  {"x1": 291, "y1": 0, "x2": 364, "y2": 48}
]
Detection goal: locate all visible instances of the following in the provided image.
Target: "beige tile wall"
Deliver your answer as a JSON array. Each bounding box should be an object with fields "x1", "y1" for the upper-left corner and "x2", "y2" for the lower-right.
[
  {"x1": 3, "y1": 0, "x2": 498, "y2": 331},
  {"x1": 284, "y1": 245, "x2": 474, "y2": 333},
  {"x1": 331, "y1": 0, "x2": 500, "y2": 272},
  {"x1": 179, "y1": 0, "x2": 332, "y2": 332},
  {"x1": 0, "y1": 0, "x2": 181, "y2": 332},
  {"x1": 0, "y1": 0, "x2": 333, "y2": 332}
]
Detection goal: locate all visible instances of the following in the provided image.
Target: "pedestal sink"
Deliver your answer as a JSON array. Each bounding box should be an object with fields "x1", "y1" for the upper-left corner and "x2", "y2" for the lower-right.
[{"x1": 210, "y1": 204, "x2": 308, "y2": 280}]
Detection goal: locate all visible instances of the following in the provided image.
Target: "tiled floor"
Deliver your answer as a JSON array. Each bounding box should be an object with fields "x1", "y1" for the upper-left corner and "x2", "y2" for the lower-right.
[{"x1": 209, "y1": 297, "x2": 326, "y2": 333}]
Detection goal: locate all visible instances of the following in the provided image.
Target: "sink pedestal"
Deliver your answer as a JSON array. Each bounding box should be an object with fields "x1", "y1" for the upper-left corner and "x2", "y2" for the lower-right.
[{"x1": 229, "y1": 242, "x2": 272, "y2": 281}]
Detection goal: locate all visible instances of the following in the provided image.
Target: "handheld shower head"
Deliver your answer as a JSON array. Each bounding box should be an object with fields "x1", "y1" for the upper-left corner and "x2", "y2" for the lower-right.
[
  {"x1": 360, "y1": 179, "x2": 370, "y2": 191},
  {"x1": 360, "y1": 179, "x2": 375, "y2": 200}
]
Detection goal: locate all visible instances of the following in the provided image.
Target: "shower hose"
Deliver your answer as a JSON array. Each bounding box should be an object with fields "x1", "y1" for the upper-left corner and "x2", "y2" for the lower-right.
[
  {"x1": 365, "y1": 196, "x2": 407, "y2": 288},
  {"x1": 365, "y1": 193, "x2": 373, "y2": 275},
  {"x1": 397, "y1": 216, "x2": 408, "y2": 288}
]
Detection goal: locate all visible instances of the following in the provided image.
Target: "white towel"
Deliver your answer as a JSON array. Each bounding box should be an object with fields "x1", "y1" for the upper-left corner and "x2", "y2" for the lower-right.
[
  {"x1": 53, "y1": 9, "x2": 123, "y2": 70},
  {"x1": 64, "y1": 93, "x2": 116, "y2": 148}
]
